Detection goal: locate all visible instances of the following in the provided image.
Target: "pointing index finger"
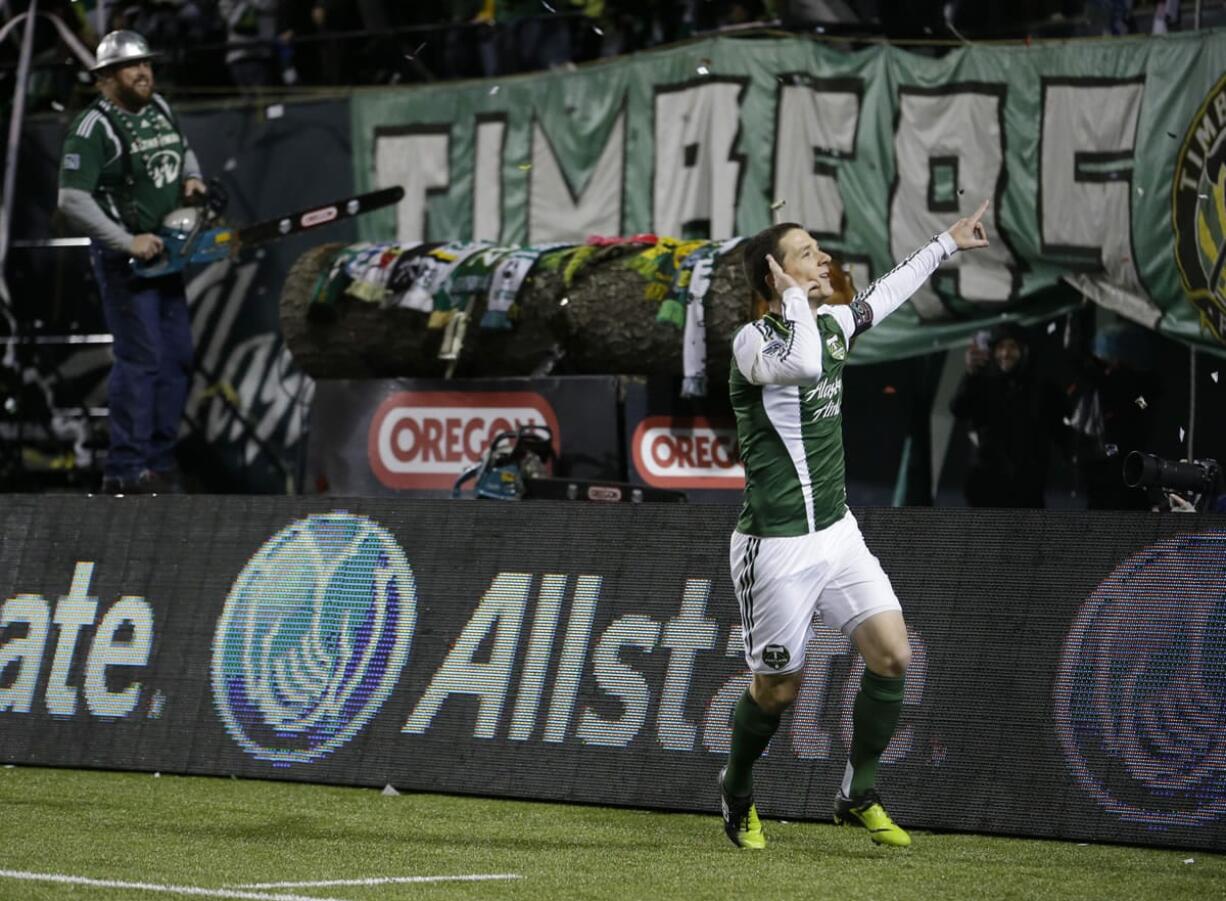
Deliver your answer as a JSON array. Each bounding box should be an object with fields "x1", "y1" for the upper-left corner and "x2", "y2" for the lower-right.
[{"x1": 969, "y1": 198, "x2": 990, "y2": 225}]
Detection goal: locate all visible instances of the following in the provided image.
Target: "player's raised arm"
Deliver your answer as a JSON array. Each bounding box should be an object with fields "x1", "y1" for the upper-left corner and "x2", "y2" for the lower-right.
[
  {"x1": 947, "y1": 198, "x2": 992, "y2": 250},
  {"x1": 733, "y1": 253, "x2": 825, "y2": 386},
  {"x1": 844, "y1": 199, "x2": 993, "y2": 337}
]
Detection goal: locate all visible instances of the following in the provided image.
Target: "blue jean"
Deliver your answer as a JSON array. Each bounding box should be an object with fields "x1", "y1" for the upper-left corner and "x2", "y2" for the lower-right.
[{"x1": 90, "y1": 247, "x2": 194, "y2": 479}]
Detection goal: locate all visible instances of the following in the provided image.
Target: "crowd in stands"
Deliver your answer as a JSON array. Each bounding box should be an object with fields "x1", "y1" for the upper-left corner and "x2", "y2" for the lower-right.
[{"x1": 0, "y1": 1, "x2": 1204, "y2": 103}]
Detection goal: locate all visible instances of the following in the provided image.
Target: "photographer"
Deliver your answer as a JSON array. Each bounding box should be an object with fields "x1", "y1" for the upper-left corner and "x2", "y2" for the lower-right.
[
  {"x1": 1070, "y1": 323, "x2": 1161, "y2": 510},
  {"x1": 950, "y1": 324, "x2": 1068, "y2": 508},
  {"x1": 1124, "y1": 451, "x2": 1226, "y2": 514}
]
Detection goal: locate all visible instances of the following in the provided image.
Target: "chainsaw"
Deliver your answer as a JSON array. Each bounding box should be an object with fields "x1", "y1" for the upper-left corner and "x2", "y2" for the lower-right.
[
  {"x1": 130, "y1": 183, "x2": 405, "y2": 278},
  {"x1": 451, "y1": 425, "x2": 556, "y2": 501}
]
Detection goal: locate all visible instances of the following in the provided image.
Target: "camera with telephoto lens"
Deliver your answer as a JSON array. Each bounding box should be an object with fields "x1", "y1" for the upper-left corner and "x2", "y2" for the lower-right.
[{"x1": 1123, "y1": 451, "x2": 1223, "y2": 512}]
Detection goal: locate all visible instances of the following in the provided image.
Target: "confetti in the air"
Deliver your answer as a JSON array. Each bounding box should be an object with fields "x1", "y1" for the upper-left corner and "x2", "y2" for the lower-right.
[
  {"x1": 1047, "y1": 321, "x2": 1057, "y2": 334},
  {"x1": 1167, "y1": 131, "x2": 1178, "y2": 139},
  {"x1": 223, "y1": 157, "x2": 237, "y2": 172},
  {"x1": 696, "y1": 61, "x2": 711, "y2": 75},
  {"x1": 1180, "y1": 427, "x2": 1186, "y2": 442},
  {"x1": 266, "y1": 104, "x2": 284, "y2": 119},
  {"x1": 1183, "y1": 859, "x2": 1195, "y2": 865},
  {"x1": 1136, "y1": 186, "x2": 1143, "y2": 196},
  {"x1": 51, "y1": 100, "x2": 64, "y2": 111},
  {"x1": 1198, "y1": 194, "x2": 1210, "y2": 200},
  {"x1": 560, "y1": 297, "x2": 570, "y2": 306},
  {"x1": 517, "y1": 162, "x2": 532, "y2": 171},
  {"x1": 489, "y1": 85, "x2": 500, "y2": 95},
  {"x1": 770, "y1": 199, "x2": 787, "y2": 211},
  {"x1": 404, "y1": 42, "x2": 426, "y2": 60},
  {"x1": 1134, "y1": 396, "x2": 1147, "y2": 410},
  {"x1": 1211, "y1": 371, "x2": 1219, "y2": 384},
  {"x1": 541, "y1": 0, "x2": 556, "y2": 10},
  {"x1": 593, "y1": 25, "x2": 604, "y2": 36}
]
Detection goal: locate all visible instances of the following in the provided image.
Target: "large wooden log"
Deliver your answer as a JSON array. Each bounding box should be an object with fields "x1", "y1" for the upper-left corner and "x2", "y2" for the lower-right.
[{"x1": 280, "y1": 241, "x2": 852, "y2": 381}]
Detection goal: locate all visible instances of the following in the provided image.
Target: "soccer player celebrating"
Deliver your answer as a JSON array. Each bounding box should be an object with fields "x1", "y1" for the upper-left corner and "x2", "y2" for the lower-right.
[{"x1": 719, "y1": 201, "x2": 992, "y2": 850}]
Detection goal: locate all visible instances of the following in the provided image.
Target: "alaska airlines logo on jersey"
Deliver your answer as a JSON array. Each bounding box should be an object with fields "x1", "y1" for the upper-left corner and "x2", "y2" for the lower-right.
[
  {"x1": 805, "y1": 377, "x2": 842, "y2": 421},
  {"x1": 130, "y1": 132, "x2": 181, "y2": 154},
  {"x1": 1172, "y1": 72, "x2": 1226, "y2": 346},
  {"x1": 1052, "y1": 532, "x2": 1226, "y2": 827},
  {"x1": 211, "y1": 513, "x2": 417, "y2": 765},
  {"x1": 146, "y1": 149, "x2": 182, "y2": 189},
  {"x1": 825, "y1": 332, "x2": 846, "y2": 361}
]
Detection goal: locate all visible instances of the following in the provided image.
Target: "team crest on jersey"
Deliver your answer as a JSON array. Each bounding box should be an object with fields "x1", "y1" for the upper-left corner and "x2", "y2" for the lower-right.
[
  {"x1": 761, "y1": 338, "x2": 786, "y2": 358},
  {"x1": 1172, "y1": 72, "x2": 1226, "y2": 345},
  {"x1": 146, "y1": 149, "x2": 182, "y2": 189},
  {"x1": 763, "y1": 644, "x2": 791, "y2": 670},
  {"x1": 825, "y1": 332, "x2": 846, "y2": 361}
]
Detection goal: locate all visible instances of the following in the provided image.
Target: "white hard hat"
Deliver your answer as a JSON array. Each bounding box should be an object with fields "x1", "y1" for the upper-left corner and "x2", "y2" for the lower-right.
[{"x1": 91, "y1": 30, "x2": 159, "y2": 73}]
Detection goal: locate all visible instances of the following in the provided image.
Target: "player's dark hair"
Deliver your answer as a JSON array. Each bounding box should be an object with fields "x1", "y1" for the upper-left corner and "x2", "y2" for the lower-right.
[{"x1": 742, "y1": 222, "x2": 805, "y2": 303}]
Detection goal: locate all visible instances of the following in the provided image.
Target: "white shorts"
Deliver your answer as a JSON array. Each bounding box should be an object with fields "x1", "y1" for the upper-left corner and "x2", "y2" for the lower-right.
[{"x1": 729, "y1": 510, "x2": 901, "y2": 675}]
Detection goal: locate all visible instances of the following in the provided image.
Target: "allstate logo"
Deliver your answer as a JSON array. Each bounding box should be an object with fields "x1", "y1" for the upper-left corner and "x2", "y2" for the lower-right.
[
  {"x1": 211, "y1": 513, "x2": 416, "y2": 765},
  {"x1": 1053, "y1": 532, "x2": 1226, "y2": 828}
]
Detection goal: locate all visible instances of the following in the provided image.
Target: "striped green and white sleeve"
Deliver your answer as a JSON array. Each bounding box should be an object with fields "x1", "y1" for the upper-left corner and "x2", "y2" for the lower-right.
[
  {"x1": 840, "y1": 232, "x2": 960, "y2": 337},
  {"x1": 732, "y1": 286, "x2": 824, "y2": 386}
]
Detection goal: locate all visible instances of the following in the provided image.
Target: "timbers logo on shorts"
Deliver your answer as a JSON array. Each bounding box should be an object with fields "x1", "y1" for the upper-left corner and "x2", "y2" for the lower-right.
[
  {"x1": 1173, "y1": 72, "x2": 1226, "y2": 345},
  {"x1": 763, "y1": 644, "x2": 790, "y2": 669}
]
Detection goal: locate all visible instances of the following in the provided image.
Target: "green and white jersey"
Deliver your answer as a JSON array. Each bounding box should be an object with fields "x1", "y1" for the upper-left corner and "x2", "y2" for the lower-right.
[
  {"x1": 730, "y1": 233, "x2": 958, "y2": 537},
  {"x1": 59, "y1": 94, "x2": 198, "y2": 233}
]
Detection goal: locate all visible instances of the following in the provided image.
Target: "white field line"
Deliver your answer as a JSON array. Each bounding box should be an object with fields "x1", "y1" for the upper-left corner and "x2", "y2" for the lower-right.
[
  {"x1": 0, "y1": 869, "x2": 349, "y2": 901},
  {"x1": 232, "y1": 874, "x2": 522, "y2": 889}
]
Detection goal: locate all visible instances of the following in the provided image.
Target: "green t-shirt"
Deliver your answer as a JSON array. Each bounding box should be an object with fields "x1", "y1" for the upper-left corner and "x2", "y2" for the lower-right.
[
  {"x1": 59, "y1": 94, "x2": 191, "y2": 234},
  {"x1": 730, "y1": 304, "x2": 853, "y2": 537}
]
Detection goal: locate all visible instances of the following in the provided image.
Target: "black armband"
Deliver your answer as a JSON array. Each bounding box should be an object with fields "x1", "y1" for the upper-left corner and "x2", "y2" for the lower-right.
[{"x1": 849, "y1": 297, "x2": 874, "y2": 333}]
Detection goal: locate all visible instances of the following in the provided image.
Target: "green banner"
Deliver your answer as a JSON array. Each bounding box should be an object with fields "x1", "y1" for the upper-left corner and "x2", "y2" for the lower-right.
[{"x1": 352, "y1": 31, "x2": 1226, "y2": 362}]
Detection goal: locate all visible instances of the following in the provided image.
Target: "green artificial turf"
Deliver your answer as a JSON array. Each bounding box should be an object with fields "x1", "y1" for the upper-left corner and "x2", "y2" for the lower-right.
[{"x1": 0, "y1": 766, "x2": 1220, "y2": 900}]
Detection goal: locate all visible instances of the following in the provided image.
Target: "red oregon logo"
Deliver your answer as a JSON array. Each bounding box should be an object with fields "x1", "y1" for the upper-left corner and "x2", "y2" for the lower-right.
[
  {"x1": 300, "y1": 206, "x2": 339, "y2": 228},
  {"x1": 631, "y1": 416, "x2": 744, "y2": 489},
  {"x1": 368, "y1": 391, "x2": 561, "y2": 489}
]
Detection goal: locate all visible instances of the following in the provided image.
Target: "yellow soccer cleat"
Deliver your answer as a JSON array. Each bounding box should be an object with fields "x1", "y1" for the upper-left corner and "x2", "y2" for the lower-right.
[
  {"x1": 718, "y1": 767, "x2": 767, "y2": 850},
  {"x1": 833, "y1": 789, "x2": 912, "y2": 848}
]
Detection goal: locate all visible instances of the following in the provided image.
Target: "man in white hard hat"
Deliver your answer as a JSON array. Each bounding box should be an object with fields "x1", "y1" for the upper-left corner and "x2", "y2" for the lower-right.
[{"x1": 57, "y1": 30, "x2": 207, "y2": 494}]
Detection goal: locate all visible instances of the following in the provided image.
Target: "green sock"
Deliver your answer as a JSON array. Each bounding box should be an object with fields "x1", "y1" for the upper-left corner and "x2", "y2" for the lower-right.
[
  {"x1": 846, "y1": 668, "x2": 906, "y2": 799},
  {"x1": 724, "y1": 689, "x2": 781, "y2": 798}
]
